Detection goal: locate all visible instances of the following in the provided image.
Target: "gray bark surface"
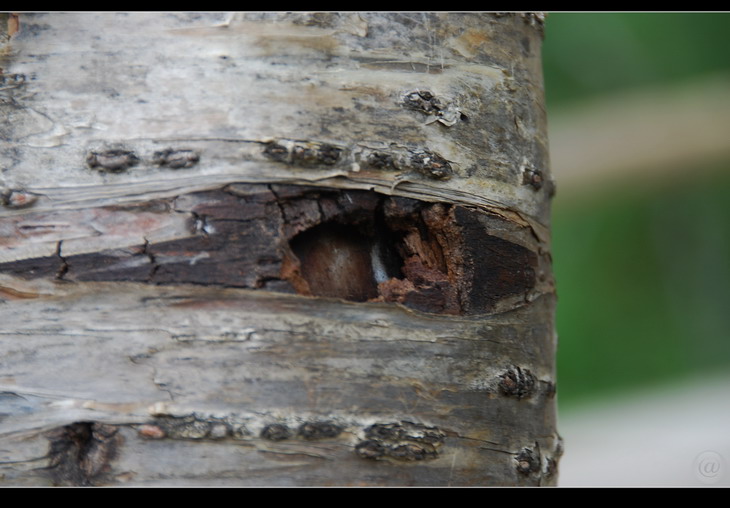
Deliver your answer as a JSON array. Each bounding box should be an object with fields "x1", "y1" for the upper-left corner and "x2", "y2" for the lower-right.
[{"x1": 0, "y1": 12, "x2": 559, "y2": 486}]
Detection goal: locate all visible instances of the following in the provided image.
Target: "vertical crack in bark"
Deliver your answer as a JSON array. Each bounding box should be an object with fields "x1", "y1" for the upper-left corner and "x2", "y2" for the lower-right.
[
  {"x1": 55, "y1": 241, "x2": 68, "y2": 280},
  {"x1": 142, "y1": 238, "x2": 159, "y2": 283},
  {"x1": 265, "y1": 184, "x2": 288, "y2": 224}
]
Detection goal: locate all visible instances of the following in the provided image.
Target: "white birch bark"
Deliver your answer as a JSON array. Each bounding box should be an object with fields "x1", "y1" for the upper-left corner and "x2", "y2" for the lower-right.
[{"x1": 0, "y1": 12, "x2": 559, "y2": 486}]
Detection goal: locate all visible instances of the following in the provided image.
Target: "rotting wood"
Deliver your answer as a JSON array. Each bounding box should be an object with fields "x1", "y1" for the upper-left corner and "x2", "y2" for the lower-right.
[
  {"x1": 0, "y1": 184, "x2": 550, "y2": 315},
  {"x1": 0, "y1": 12, "x2": 558, "y2": 486}
]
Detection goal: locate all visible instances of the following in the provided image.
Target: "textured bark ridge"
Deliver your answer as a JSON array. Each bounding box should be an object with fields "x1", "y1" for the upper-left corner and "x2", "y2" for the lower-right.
[
  {"x1": 0, "y1": 184, "x2": 544, "y2": 316},
  {"x1": 0, "y1": 12, "x2": 558, "y2": 486}
]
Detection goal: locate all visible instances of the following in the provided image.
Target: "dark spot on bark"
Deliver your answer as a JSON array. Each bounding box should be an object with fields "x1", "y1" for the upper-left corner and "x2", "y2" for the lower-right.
[
  {"x1": 355, "y1": 440, "x2": 386, "y2": 460},
  {"x1": 515, "y1": 447, "x2": 541, "y2": 476},
  {"x1": 365, "y1": 421, "x2": 445, "y2": 445},
  {"x1": 498, "y1": 366, "x2": 537, "y2": 400},
  {"x1": 403, "y1": 90, "x2": 436, "y2": 112},
  {"x1": 356, "y1": 421, "x2": 445, "y2": 462},
  {"x1": 264, "y1": 141, "x2": 342, "y2": 167},
  {"x1": 153, "y1": 415, "x2": 214, "y2": 440},
  {"x1": 46, "y1": 422, "x2": 120, "y2": 486},
  {"x1": 152, "y1": 148, "x2": 199, "y2": 169},
  {"x1": 318, "y1": 144, "x2": 343, "y2": 165},
  {"x1": 388, "y1": 442, "x2": 437, "y2": 461},
  {"x1": 522, "y1": 167, "x2": 543, "y2": 190},
  {"x1": 402, "y1": 90, "x2": 461, "y2": 126},
  {"x1": 0, "y1": 73, "x2": 25, "y2": 87},
  {"x1": 298, "y1": 421, "x2": 343, "y2": 440},
  {"x1": 86, "y1": 150, "x2": 139, "y2": 173},
  {"x1": 142, "y1": 415, "x2": 248, "y2": 441},
  {"x1": 263, "y1": 142, "x2": 289, "y2": 162},
  {"x1": 261, "y1": 423, "x2": 291, "y2": 441},
  {"x1": 1, "y1": 188, "x2": 38, "y2": 209},
  {"x1": 409, "y1": 150, "x2": 453, "y2": 180},
  {"x1": 230, "y1": 423, "x2": 252, "y2": 440},
  {"x1": 291, "y1": 143, "x2": 342, "y2": 166},
  {"x1": 365, "y1": 151, "x2": 397, "y2": 170},
  {"x1": 291, "y1": 145, "x2": 317, "y2": 166},
  {"x1": 365, "y1": 422, "x2": 401, "y2": 441}
]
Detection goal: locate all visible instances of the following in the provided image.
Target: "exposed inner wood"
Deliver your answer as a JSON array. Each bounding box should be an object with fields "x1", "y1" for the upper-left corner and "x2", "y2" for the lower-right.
[{"x1": 0, "y1": 183, "x2": 539, "y2": 315}]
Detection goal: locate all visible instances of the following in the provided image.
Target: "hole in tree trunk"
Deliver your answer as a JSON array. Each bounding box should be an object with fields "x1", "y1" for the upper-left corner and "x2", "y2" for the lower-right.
[{"x1": 290, "y1": 222, "x2": 402, "y2": 302}]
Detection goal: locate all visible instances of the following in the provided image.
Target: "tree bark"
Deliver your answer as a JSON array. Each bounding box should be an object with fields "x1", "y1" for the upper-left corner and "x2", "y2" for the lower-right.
[{"x1": 0, "y1": 12, "x2": 559, "y2": 486}]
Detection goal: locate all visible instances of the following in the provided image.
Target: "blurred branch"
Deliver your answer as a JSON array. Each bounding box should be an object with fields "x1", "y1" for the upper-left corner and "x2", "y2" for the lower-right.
[{"x1": 549, "y1": 73, "x2": 730, "y2": 195}]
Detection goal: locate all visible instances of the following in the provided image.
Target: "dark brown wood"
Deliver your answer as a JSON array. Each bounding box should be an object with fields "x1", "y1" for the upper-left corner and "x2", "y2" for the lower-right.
[
  {"x1": 0, "y1": 12, "x2": 557, "y2": 486},
  {"x1": 0, "y1": 184, "x2": 543, "y2": 316}
]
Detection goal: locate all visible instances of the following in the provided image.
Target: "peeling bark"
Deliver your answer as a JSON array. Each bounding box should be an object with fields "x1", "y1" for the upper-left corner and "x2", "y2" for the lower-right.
[{"x1": 0, "y1": 12, "x2": 558, "y2": 486}]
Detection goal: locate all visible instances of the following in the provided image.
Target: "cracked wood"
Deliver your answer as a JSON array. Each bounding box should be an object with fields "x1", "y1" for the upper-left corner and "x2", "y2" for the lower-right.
[{"x1": 0, "y1": 184, "x2": 550, "y2": 315}]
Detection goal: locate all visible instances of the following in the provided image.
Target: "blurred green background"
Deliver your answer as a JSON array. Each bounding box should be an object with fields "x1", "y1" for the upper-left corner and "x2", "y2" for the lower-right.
[{"x1": 541, "y1": 13, "x2": 730, "y2": 411}]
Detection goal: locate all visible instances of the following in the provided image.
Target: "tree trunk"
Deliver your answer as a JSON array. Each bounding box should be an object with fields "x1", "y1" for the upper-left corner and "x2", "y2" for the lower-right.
[{"x1": 0, "y1": 12, "x2": 559, "y2": 486}]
